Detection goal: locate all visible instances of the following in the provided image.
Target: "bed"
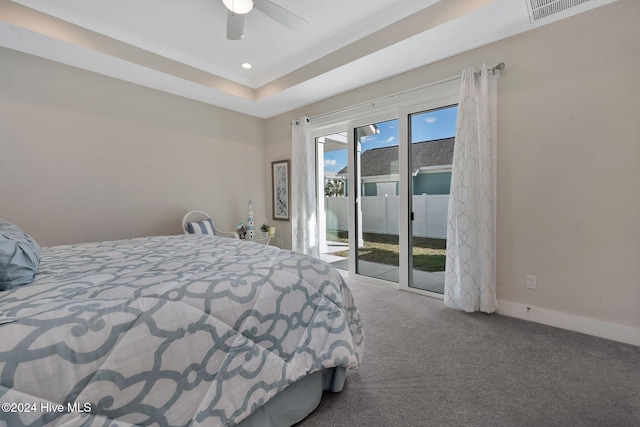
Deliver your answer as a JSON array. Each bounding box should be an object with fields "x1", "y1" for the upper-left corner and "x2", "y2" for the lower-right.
[{"x1": 0, "y1": 233, "x2": 364, "y2": 426}]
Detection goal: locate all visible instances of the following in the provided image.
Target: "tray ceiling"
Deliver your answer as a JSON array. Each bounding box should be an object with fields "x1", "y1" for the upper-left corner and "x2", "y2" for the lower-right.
[{"x1": 0, "y1": 0, "x2": 618, "y2": 118}]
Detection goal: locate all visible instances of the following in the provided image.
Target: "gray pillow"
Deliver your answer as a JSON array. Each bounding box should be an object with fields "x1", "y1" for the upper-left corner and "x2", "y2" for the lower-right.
[{"x1": 0, "y1": 219, "x2": 41, "y2": 291}]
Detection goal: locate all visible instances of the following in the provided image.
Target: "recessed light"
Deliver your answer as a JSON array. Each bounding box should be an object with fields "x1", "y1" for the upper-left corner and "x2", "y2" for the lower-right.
[{"x1": 241, "y1": 62, "x2": 252, "y2": 69}]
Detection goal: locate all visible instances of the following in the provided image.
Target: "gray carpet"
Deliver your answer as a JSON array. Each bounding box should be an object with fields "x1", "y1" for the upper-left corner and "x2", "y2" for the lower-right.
[{"x1": 298, "y1": 278, "x2": 640, "y2": 427}]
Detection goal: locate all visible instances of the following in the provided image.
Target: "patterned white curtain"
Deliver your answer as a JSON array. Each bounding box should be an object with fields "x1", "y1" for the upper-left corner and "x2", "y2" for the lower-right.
[
  {"x1": 291, "y1": 117, "x2": 319, "y2": 257},
  {"x1": 444, "y1": 65, "x2": 497, "y2": 313}
]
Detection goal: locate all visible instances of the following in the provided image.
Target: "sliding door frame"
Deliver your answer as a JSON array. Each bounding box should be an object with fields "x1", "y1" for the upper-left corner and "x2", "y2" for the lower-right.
[
  {"x1": 399, "y1": 95, "x2": 459, "y2": 298},
  {"x1": 312, "y1": 78, "x2": 461, "y2": 297},
  {"x1": 347, "y1": 111, "x2": 400, "y2": 289}
]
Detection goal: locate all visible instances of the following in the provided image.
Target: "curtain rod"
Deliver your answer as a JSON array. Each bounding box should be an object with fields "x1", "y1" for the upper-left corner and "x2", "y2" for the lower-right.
[{"x1": 308, "y1": 62, "x2": 505, "y2": 122}]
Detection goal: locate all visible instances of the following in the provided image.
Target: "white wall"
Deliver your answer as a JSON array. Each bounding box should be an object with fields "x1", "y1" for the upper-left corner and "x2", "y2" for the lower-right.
[
  {"x1": 265, "y1": 0, "x2": 640, "y2": 332},
  {"x1": 0, "y1": 48, "x2": 266, "y2": 246},
  {"x1": 263, "y1": 119, "x2": 295, "y2": 250}
]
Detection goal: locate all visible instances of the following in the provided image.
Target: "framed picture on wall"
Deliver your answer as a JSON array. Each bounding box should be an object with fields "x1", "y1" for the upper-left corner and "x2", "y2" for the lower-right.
[{"x1": 272, "y1": 159, "x2": 290, "y2": 221}]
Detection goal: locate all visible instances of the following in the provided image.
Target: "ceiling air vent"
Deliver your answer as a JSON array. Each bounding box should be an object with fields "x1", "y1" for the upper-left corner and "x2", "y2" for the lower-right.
[{"x1": 526, "y1": 0, "x2": 591, "y2": 22}]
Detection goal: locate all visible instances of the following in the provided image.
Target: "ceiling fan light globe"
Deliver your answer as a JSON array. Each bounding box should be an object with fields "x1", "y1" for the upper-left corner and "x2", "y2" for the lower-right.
[{"x1": 222, "y1": 0, "x2": 253, "y2": 15}]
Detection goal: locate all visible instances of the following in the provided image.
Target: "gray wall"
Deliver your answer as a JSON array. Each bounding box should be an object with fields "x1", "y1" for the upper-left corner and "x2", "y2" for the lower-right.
[
  {"x1": 0, "y1": 48, "x2": 267, "y2": 246},
  {"x1": 264, "y1": 0, "x2": 640, "y2": 330}
]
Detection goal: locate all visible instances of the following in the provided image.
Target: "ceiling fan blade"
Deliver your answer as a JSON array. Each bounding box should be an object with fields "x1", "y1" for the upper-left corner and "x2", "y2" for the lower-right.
[
  {"x1": 253, "y1": 0, "x2": 309, "y2": 32},
  {"x1": 227, "y1": 11, "x2": 244, "y2": 40}
]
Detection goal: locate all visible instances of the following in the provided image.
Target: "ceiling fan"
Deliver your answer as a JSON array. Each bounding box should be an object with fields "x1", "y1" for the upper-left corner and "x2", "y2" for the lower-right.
[{"x1": 222, "y1": 0, "x2": 309, "y2": 40}]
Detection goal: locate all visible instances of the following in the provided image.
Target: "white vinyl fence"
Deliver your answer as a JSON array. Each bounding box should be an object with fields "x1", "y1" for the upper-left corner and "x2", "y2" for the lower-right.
[{"x1": 325, "y1": 195, "x2": 449, "y2": 239}]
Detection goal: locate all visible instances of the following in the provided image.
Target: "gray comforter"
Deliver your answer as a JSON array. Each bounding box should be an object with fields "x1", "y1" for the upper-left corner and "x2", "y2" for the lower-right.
[{"x1": 0, "y1": 235, "x2": 364, "y2": 426}]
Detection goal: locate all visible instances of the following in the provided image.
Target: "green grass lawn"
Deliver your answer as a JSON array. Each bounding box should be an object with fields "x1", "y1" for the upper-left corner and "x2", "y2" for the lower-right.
[{"x1": 327, "y1": 231, "x2": 446, "y2": 272}]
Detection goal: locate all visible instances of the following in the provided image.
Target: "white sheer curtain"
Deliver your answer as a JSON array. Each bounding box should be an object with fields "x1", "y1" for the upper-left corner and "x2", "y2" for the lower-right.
[
  {"x1": 291, "y1": 117, "x2": 319, "y2": 257},
  {"x1": 444, "y1": 65, "x2": 498, "y2": 313}
]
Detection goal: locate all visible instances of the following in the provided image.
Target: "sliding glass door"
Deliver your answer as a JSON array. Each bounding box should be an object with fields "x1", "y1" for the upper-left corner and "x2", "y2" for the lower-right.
[
  {"x1": 313, "y1": 79, "x2": 461, "y2": 297},
  {"x1": 407, "y1": 105, "x2": 458, "y2": 294},
  {"x1": 350, "y1": 118, "x2": 400, "y2": 283}
]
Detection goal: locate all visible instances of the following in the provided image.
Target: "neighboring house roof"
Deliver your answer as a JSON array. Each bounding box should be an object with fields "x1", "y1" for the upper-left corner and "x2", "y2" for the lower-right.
[{"x1": 336, "y1": 137, "x2": 454, "y2": 177}]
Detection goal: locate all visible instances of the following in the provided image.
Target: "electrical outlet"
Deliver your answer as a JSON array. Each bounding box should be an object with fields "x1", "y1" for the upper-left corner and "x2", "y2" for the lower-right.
[{"x1": 526, "y1": 275, "x2": 537, "y2": 290}]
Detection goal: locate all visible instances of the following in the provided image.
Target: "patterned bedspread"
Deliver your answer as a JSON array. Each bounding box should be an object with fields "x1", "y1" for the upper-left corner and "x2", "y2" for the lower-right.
[{"x1": 0, "y1": 235, "x2": 364, "y2": 426}]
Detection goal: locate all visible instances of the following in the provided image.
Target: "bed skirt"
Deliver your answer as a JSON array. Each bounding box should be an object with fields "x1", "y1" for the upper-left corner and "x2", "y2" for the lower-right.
[{"x1": 237, "y1": 367, "x2": 347, "y2": 426}]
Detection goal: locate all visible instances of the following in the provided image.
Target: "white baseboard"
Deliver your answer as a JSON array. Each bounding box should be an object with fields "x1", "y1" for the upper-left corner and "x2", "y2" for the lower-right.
[{"x1": 497, "y1": 300, "x2": 640, "y2": 347}]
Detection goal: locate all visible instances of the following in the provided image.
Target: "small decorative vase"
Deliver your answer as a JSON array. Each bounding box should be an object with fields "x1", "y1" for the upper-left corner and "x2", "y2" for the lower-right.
[
  {"x1": 268, "y1": 227, "x2": 275, "y2": 237},
  {"x1": 262, "y1": 231, "x2": 269, "y2": 238}
]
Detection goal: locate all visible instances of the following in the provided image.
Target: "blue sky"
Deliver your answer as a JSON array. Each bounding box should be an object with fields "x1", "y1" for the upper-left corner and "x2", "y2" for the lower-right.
[{"x1": 323, "y1": 105, "x2": 458, "y2": 173}]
